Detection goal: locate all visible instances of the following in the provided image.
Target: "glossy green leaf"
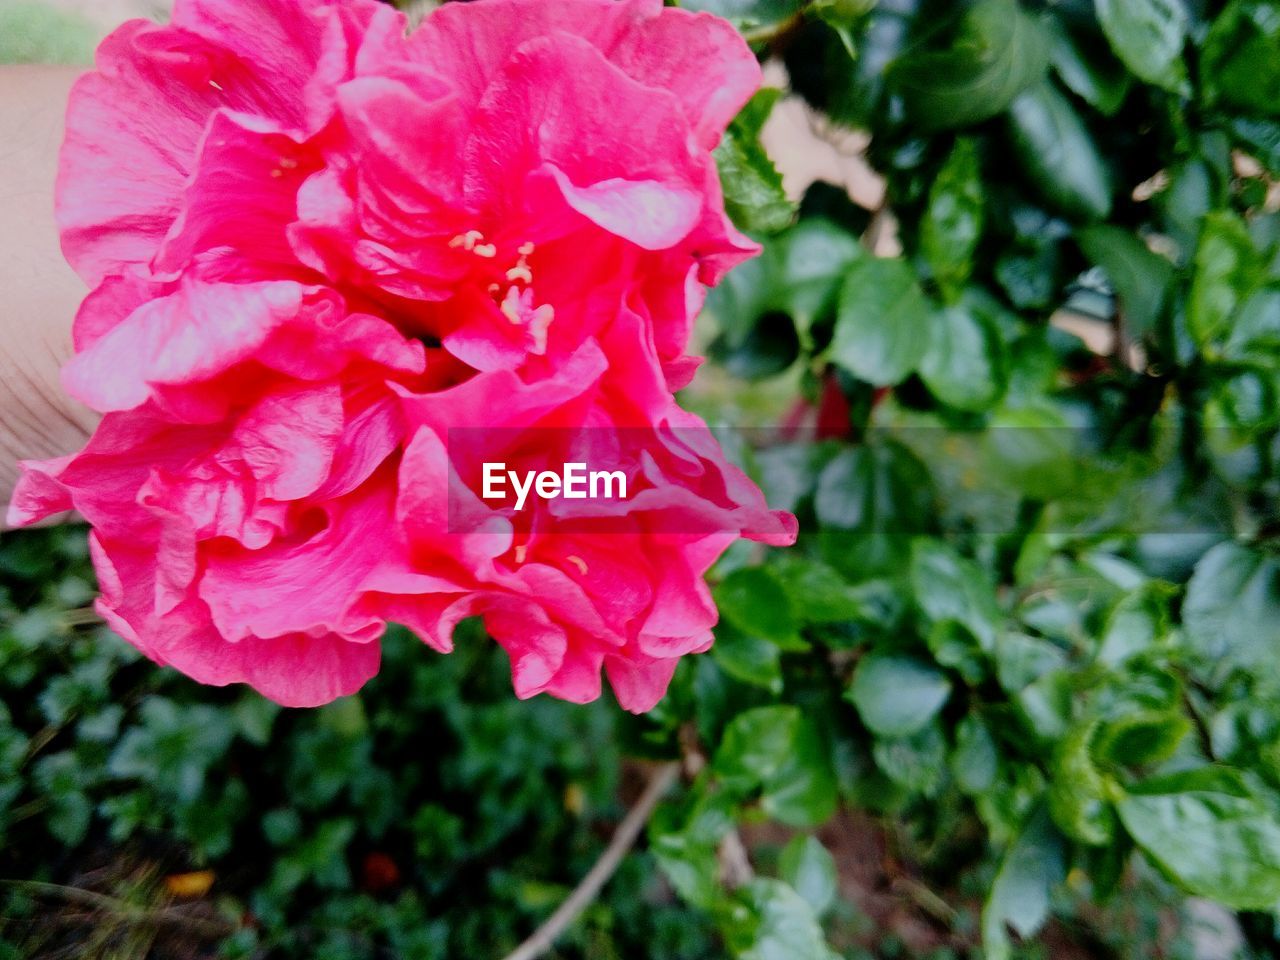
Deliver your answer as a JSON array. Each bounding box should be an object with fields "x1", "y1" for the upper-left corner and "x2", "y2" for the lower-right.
[
  {"x1": 982, "y1": 806, "x2": 1066, "y2": 960},
  {"x1": 716, "y1": 89, "x2": 797, "y2": 235},
  {"x1": 1118, "y1": 767, "x2": 1280, "y2": 909},
  {"x1": 1096, "y1": 582, "x2": 1176, "y2": 667},
  {"x1": 771, "y1": 556, "x2": 877, "y2": 624},
  {"x1": 919, "y1": 304, "x2": 1007, "y2": 411},
  {"x1": 726, "y1": 878, "x2": 841, "y2": 960},
  {"x1": 1048, "y1": 721, "x2": 1115, "y2": 846},
  {"x1": 830, "y1": 257, "x2": 932, "y2": 385},
  {"x1": 922, "y1": 138, "x2": 985, "y2": 300},
  {"x1": 1189, "y1": 212, "x2": 1266, "y2": 352},
  {"x1": 762, "y1": 717, "x2": 839, "y2": 827},
  {"x1": 778, "y1": 835, "x2": 837, "y2": 916},
  {"x1": 892, "y1": 0, "x2": 1050, "y2": 130},
  {"x1": 1007, "y1": 81, "x2": 1113, "y2": 221},
  {"x1": 712, "y1": 624, "x2": 784, "y2": 693},
  {"x1": 1202, "y1": 0, "x2": 1280, "y2": 116},
  {"x1": 1184, "y1": 542, "x2": 1280, "y2": 683},
  {"x1": 1077, "y1": 225, "x2": 1175, "y2": 337},
  {"x1": 1047, "y1": 18, "x2": 1132, "y2": 116},
  {"x1": 952, "y1": 714, "x2": 999, "y2": 795},
  {"x1": 715, "y1": 567, "x2": 800, "y2": 647},
  {"x1": 1096, "y1": 0, "x2": 1190, "y2": 95},
  {"x1": 848, "y1": 653, "x2": 952, "y2": 738},
  {"x1": 714, "y1": 707, "x2": 837, "y2": 827},
  {"x1": 872, "y1": 722, "x2": 948, "y2": 796},
  {"x1": 910, "y1": 539, "x2": 1001, "y2": 652}
]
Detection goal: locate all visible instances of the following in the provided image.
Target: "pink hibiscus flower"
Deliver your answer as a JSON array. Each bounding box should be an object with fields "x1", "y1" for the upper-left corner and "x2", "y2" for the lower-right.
[{"x1": 10, "y1": 0, "x2": 795, "y2": 711}]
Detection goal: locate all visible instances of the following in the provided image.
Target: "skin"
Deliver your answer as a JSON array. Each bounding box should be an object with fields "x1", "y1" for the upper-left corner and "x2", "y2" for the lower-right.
[{"x1": 0, "y1": 65, "x2": 97, "y2": 518}]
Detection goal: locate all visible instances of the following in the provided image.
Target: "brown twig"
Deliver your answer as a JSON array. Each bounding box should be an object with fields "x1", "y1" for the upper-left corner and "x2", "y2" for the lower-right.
[{"x1": 500, "y1": 761, "x2": 680, "y2": 960}]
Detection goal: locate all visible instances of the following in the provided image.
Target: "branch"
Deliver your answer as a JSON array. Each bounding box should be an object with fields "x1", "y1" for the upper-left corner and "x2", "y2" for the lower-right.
[{"x1": 501, "y1": 761, "x2": 680, "y2": 960}]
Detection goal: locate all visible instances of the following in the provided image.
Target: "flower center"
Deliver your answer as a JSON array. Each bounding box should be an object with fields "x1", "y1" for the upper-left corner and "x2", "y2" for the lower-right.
[{"x1": 449, "y1": 232, "x2": 556, "y2": 355}]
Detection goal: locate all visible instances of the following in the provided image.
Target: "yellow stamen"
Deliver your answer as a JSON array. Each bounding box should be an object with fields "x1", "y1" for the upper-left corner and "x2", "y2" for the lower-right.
[
  {"x1": 500, "y1": 287, "x2": 523, "y2": 324},
  {"x1": 448, "y1": 229, "x2": 486, "y2": 251},
  {"x1": 514, "y1": 544, "x2": 528, "y2": 563},
  {"x1": 528, "y1": 304, "x2": 555, "y2": 354},
  {"x1": 506, "y1": 265, "x2": 533, "y2": 284},
  {"x1": 566, "y1": 555, "x2": 588, "y2": 575}
]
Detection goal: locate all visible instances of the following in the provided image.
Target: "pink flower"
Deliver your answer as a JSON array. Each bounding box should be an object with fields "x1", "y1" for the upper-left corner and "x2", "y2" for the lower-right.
[
  {"x1": 11, "y1": 0, "x2": 795, "y2": 711},
  {"x1": 364, "y1": 311, "x2": 795, "y2": 712},
  {"x1": 10, "y1": 279, "x2": 427, "y2": 706}
]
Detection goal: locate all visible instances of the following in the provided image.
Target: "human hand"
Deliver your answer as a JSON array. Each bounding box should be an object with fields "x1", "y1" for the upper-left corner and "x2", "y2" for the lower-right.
[{"x1": 0, "y1": 66, "x2": 98, "y2": 517}]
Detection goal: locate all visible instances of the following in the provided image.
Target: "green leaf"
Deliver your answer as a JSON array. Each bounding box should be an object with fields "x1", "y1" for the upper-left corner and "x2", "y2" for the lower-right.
[
  {"x1": 982, "y1": 806, "x2": 1066, "y2": 960},
  {"x1": 778, "y1": 835, "x2": 837, "y2": 917},
  {"x1": 873, "y1": 722, "x2": 947, "y2": 795},
  {"x1": 1096, "y1": 0, "x2": 1190, "y2": 95},
  {"x1": 712, "y1": 624, "x2": 784, "y2": 693},
  {"x1": 1006, "y1": 81, "x2": 1113, "y2": 222},
  {"x1": 714, "y1": 707, "x2": 837, "y2": 827},
  {"x1": 1096, "y1": 582, "x2": 1176, "y2": 667},
  {"x1": 725, "y1": 878, "x2": 841, "y2": 960},
  {"x1": 1048, "y1": 18, "x2": 1132, "y2": 116},
  {"x1": 952, "y1": 714, "x2": 999, "y2": 795},
  {"x1": 1118, "y1": 767, "x2": 1280, "y2": 909},
  {"x1": 919, "y1": 304, "x2": 1007, "y2": 412},
  {"x1": 1183, "y1": 542, "x2": 1280, "y2": 684},
  {"x1": 830, "y1": 257, "x2": 932, "y2": 385},
  {"x1": 1202, "y1": 0, "x2": 1280, "y2": 116},
  {"x1": 715, "y1": 567, "x2": 800, "y2": 647},
  {"x1": 771, "y1": 556, "x2": 876, "y2": 625},
  {"x1": 651, "y1": 791, "x2": 736, "y2": 910},
  {"x1": 716, "y1": 89, "x2": 796, "y2": 235},
  {"x1": 815, "y1": 442, "x2": 937, "y2": 580},
  {"x1": 707, "y1": 218, "x2": 860, "y2": 371},
  {"x1": 33, "y1": 751, "x2": 91, "y2": 847},
  {"x1": 982, "y1": 403, "x2": 1081, "y2": 501},
  {"x1": 891, "y1": 0, "x2": 1050, "y2": 130},
  {"x1": 848, "y1": 654, "x2": 952, "y2": 738},
  {"x1": 814, "y1": 443, "x2": 934, "y2": 534},
  {"x1": 1077, "y1": 226, "x2": 1175, "y2": 337},
  {"x1": 1189, "y1": 212, "x2": 1266, "y2": 352},
  {"x1": 1048, "y1": 721, "x2": 1115, "y2": 846},
  {"x1": 762, "y1": 717, "x2": 839, "y2": 827},
  {"x1": 1094, "y1": 710, "x2": 1192, "y2": 767},
  {"x1": 680, "y1": 0, "x2": 800, "y2": 33},
  {"x1": 910, "y1": 539, "x2": 1001, "y2": 652},
  {"x1": 921, "y1": 138, "x2": 985, "y2": 301}
]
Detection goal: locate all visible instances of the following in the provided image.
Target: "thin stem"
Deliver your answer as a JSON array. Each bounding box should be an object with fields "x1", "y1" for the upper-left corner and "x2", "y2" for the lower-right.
[
  {"x1": 500, "y1": 761, "x2": 680, "y2": 960},
  {"x1": 740, "y1": 3, "x2": 812, "y2": 48}
]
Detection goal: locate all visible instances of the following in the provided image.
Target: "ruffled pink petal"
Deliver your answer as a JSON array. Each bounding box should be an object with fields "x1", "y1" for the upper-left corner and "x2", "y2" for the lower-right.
[
  {"x1": 93, "y1": 532, "x2": 380, "y2": 707},
  {"x1": 198, "y1": 470, "x2": 397, "y2": 643},
  {"x1": 153, "y1": 110, "x2": 315, "y2": 274},
  {"x1": 605, "y1": 6, "x2": 761, "y2": 149},
  {"x1": 465, "y1": 33, "x2": 707, "y2": 248},
  {"x1": 604, "y1": 651, "x2": 681, "y2": 713},
  {"x1": 62, "y1": 278, "x2": 306, "y2": 412},
  {"x1": 410, "y1": 0, "x2": 657, "y2": 112}
]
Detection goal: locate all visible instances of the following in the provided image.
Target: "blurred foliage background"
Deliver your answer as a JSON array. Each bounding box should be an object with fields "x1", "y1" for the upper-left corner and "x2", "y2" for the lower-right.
[{"x1": 4, "y1": 0, "x2": 1280, "y2": 957}]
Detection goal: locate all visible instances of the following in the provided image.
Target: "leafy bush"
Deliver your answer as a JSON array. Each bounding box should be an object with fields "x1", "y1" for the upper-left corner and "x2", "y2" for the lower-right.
[{"x1": 5, "y1": 0, "x2": 1280, "y2": 957}]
